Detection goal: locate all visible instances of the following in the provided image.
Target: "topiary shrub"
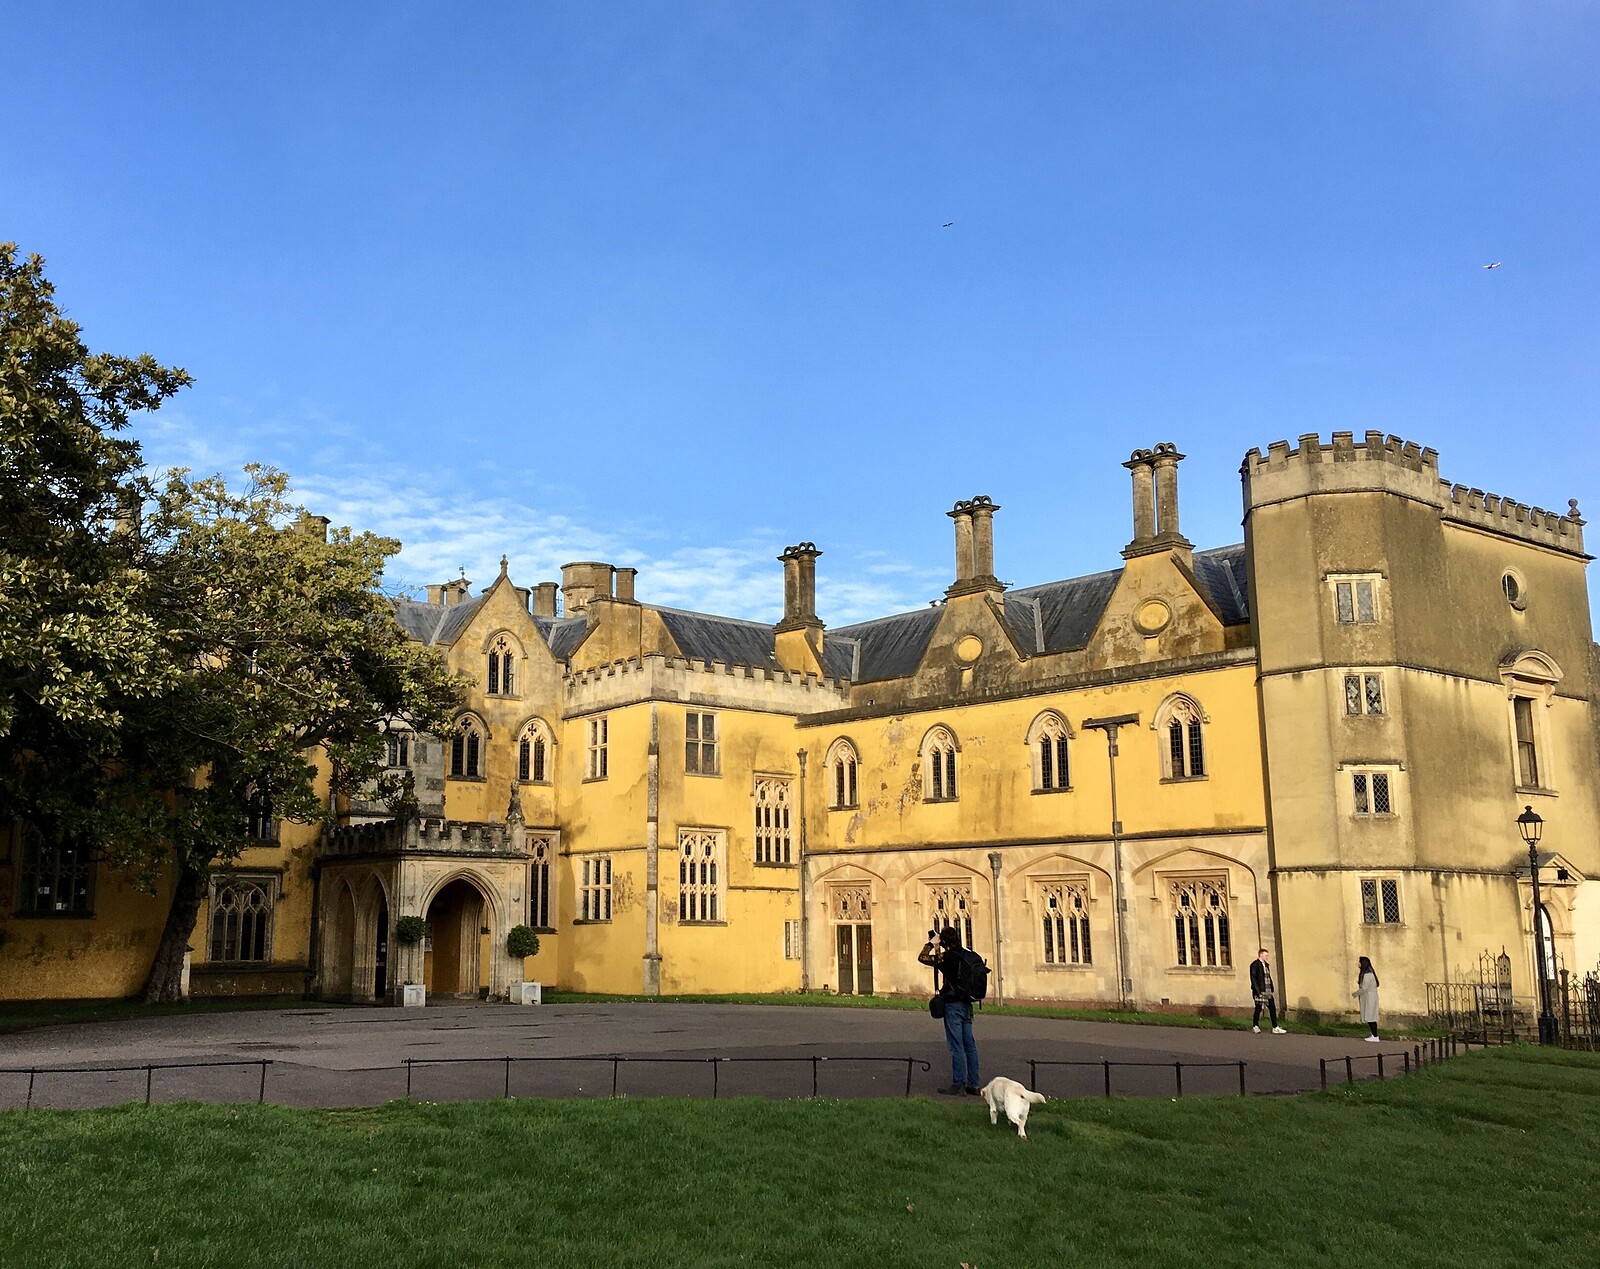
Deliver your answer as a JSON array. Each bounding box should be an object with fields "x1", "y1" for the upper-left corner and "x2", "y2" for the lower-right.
[
  {"x1": 394, "y1": 915, "x2": 431, "y2": 945},
  {"x1": 506, "y1": 925, "x2": 541, "y2": 960}
]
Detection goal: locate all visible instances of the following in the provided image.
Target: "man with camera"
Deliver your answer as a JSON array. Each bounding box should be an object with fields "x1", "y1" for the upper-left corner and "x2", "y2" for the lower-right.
[{"x1": 919, "y1": 926, "x2": 982, "y2": 1096}]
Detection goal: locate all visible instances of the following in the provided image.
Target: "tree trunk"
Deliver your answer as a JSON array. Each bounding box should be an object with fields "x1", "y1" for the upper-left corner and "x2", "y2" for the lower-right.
[{"x1": 141, "y1": 855, "x2": 208, "y2": 1003}]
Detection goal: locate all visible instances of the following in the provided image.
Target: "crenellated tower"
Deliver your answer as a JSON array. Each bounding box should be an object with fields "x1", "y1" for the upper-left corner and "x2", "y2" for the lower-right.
[{"x1": 1242, "y1": 430, "x2": 1596, "y2": 1017}]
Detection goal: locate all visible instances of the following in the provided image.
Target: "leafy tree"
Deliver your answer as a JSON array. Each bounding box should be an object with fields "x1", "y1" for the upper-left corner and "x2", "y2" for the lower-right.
[
  {"x1": 118, "y1": 467, "x2": 464, "y2": 1000},
  {"x1": 2, "y1": 245, "x2": 464, "y2": 1000},
  {"x1": 0, "y1": 242, "x2": 186, "y2": 843}
]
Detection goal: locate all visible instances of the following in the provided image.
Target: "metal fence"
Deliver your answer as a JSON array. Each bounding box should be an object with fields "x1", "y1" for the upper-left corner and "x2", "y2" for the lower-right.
[
  {"x1": 1319, "y1": 1036, "x2": 1471, "y2": 1089},
  {"x1": 1428, "y1": 967, "x2": 1600, "y2": 1050},
  {"x1": 0, "y1": 1042, "x2": 1463, "y2": 1111}
]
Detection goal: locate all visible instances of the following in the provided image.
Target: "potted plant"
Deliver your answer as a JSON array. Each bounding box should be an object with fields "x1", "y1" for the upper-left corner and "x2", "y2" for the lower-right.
[
  {"x1": 506, "y1": 924, "x2": 542, "y2": 1004},
  {"x1": 394, "y1": 915, "x2": 430, "y2": 945},
  {"x1": 394, "y1": 917, "x2": 430, "y2": 1006}
]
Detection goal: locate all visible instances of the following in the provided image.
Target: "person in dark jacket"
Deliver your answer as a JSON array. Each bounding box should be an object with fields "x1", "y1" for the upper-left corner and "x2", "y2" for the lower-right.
[
  {"x1": 1249, "y1": 948, "x2": 1287, "y2": 1033},
  {"x1": 919, "y1": 926, "x2": 981, "y2": 1095}
]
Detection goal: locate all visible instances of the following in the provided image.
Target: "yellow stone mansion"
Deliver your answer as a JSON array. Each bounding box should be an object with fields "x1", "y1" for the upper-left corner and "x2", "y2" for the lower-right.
[{"x1": 4, "y1": 433, "x2": 1596, "y2": 1022}]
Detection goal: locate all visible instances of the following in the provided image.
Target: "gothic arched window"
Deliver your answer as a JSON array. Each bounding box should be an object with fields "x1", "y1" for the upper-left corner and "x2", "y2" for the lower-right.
[{"x1": 921, "y1": 727, "x2": 959, "y2": 802}]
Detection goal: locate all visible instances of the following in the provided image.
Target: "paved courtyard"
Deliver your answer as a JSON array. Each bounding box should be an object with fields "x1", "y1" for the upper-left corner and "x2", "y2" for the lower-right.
[{"x1": 0, "y1": 1003, "x2": 1411, "y2": 1109}]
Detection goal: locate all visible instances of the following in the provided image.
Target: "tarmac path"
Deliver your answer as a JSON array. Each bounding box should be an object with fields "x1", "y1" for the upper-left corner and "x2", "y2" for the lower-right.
[{"x1": 0, "y1": 1002, "x2": 1413, "y2": 1110}]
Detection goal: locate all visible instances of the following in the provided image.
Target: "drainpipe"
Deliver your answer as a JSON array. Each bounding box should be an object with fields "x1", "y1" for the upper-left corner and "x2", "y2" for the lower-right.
[
  {"x1": 797, "y1": 748, "x2": 810, "y2": 991},
  {"x1": 1083, "y1": 713, "x2": 1139, "y2": 1011},
  {"x1": 987, "y1": 850, "x2": 1004, "y2": 1005},
  {"x1": 643, "y1": 703, "x2": 661, "y2": 995}
]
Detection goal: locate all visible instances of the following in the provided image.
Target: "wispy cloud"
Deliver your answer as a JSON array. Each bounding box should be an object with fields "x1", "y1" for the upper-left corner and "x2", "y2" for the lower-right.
[{"x1": 129, "y1": 408, "x2": 933, "y2": 624}]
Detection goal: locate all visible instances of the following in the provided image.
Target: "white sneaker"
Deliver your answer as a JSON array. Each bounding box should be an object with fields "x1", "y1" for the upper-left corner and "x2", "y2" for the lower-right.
[
  {"x1": 1271, "y1": 1027, "x2": 1287, "y2": 1034},
  {"x1": 1252, "y1": 1025, "x2": 1261, "y2": 1033},
  {"x1": 1365, "y1": 1035, "x2": 1381, "y2": 1042}
]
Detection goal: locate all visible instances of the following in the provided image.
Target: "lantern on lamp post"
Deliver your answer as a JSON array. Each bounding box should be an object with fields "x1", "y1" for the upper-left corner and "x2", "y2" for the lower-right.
[{"x1": 1516, "y1": 806, "x2": 1559, "y2": 1045}]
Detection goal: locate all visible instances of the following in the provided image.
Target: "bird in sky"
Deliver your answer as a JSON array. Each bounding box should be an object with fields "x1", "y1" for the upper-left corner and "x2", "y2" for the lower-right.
[
  {"x1": 1483, "y1": 261, "x2": 1501, "y2": 269},
  {"x1": 943, "y1": 222, "x2": 954, "y2": 227}
]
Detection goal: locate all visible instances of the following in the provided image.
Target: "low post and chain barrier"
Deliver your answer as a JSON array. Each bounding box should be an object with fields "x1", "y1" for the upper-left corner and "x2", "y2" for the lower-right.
[
  {"x1": 400, "y1": 1054, "x2": 934, "y2": 1100},
  {"x1": 1027, "y1": 1058, "x2": 1247, "y2": 1098},
  {"x1": 0, "y1": 1059, "x2": 273, "y2": 1111},
  {"x1": 4, "y1": 1037, "x2": 1480, "y2": 1111}
]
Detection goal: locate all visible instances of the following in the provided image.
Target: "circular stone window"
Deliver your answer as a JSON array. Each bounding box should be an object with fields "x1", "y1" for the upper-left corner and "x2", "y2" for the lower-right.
[
  {"x1": 1502, "y1": 570, "x2": 1527, "y2": 611},
  {"x1": 954, "y1": 635, "x2": 984, "y2": 664},
  {"x1": 1133, "y1": 599, "x2": 1172, "y2": 637}
]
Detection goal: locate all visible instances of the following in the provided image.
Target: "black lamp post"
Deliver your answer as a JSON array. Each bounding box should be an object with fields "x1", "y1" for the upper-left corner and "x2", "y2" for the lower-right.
[{"x1": 1516, "y1": 805, "x2": 1559, "y2": 1045}]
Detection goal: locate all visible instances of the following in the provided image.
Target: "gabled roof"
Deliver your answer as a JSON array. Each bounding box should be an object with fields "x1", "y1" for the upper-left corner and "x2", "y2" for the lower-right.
[
  {"x1": 827, "y1": 606, "x2": 945, "y2": 685},
  {"x1": 533, "y1": 615, "x2": 589, "y2": 661},
  {"x1": 1190, "y1": 545, "x2": 1250, "y2": 625},
  {"x1": 825, "y1": 544, "x2": 1251, "y2": 683},
  {"x1": 653, "y1": 606, "x2": 783, "y2": 672},
  {"x1": 392, "y1": 595, "x2": 488, "y2": 646},
  {"x1": 392, "y1": 543, "x2": 1252, "y2": 681}
]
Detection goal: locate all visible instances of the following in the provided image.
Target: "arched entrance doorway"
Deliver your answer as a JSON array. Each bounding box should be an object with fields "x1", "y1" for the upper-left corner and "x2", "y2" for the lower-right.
[{"x1": 425, "y1": 878, "x2": 491, "y2": 998}]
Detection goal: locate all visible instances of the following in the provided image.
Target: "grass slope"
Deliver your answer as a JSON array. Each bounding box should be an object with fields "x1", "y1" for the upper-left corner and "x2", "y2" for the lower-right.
[{"x1": 1, "y1": 1047, "x2": 1594, "y2": 1268}]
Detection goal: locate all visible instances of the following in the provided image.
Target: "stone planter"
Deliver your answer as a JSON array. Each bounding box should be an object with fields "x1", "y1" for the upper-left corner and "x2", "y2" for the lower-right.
[
  {"x1": 509, "y1": 981, "x2": 542, "y2": 1005},
  {"x1": 400, "y1": 983, "x2": 426, "y2": 1008}
]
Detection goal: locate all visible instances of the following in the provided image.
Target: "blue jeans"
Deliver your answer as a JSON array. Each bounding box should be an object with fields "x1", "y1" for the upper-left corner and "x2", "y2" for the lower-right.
[{"x1": 942, "y1": 1000, "x2": 979, "y2": 1088}]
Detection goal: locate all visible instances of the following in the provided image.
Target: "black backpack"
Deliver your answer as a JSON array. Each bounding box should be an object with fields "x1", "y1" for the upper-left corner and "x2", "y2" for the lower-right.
[{"x1": 950, "y1": 947, "x2": 990, "y2": 1002}]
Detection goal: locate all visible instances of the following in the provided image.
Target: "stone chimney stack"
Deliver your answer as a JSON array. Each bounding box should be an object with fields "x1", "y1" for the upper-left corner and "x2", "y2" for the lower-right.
[
  {"x1": 295, "y1": 512, "x2": 331, "y2": 542},
  {"x1": 946, "y1": 496, "x2": 1003, "y2": 598},
  {"x1": 435, "y1": 577, "x2": 472, "y2": 605},
  {"x1": 561, "y1": 561, "x2": 615, "y2": 614},
  {"x1": 531, "y1": 582, "x2": 560, "y2": 618},
  {"x1": 776, "y1": 543, "x2": 822, "y2": 631},
  {"x1": 1123, "y1": 443, "x2": 1193, "y2": 560},
  {"x1": 615, "y1": 567, "x2": 638, "y2": 603}
]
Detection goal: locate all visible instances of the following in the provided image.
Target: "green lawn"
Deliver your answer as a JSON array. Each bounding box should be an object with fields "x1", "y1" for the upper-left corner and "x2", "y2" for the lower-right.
[{"x1": 1, "y1": 1046, "x2": 1594, "y2": 1268}]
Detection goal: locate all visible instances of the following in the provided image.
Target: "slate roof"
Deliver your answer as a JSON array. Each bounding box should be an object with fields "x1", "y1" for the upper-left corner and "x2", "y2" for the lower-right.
[
  {"x1": 653, "y1": 606, "x2": 783, "y2": 673},
  {"x1": 533, "y1": 615, "x2": 589, "y2": 661},
  {"x1": 826, "y1": 606, "x2": 945, "y2": 685},
  {"x1": 391, "y1": 595, "x2": 488, "y2": 646},
  {"x1": 1190, "y1": 545, "x2": 1250, "y2": 624},
  {"x1": 827, "y1": 544, "x2": 1250, "y2": 684},
  {"x1": 392, "y1": 543, "x2": 1250, "y2": 683}
]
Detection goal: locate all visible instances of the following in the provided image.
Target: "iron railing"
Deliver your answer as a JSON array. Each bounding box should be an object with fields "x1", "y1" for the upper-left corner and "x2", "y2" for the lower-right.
[{"x1": 1, "y1": 1040, "x2": 1472, "y2": 1112}]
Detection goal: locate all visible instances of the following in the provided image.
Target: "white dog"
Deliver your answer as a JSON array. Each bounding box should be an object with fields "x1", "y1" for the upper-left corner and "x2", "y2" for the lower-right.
[{"x1": 981, "y1": 1076, "x2": 1046, "y2": 1138}]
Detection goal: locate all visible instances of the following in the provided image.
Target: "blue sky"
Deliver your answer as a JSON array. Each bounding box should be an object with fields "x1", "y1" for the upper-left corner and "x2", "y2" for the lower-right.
[{"x1": 4, "y1": 3, "x2": 1597, "y2": 622}]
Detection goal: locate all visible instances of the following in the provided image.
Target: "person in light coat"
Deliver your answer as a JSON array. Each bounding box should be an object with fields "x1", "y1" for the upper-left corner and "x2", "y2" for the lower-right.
[{"x1": 1354, "y1": 956, "x2": 1381, "y2": 1041}]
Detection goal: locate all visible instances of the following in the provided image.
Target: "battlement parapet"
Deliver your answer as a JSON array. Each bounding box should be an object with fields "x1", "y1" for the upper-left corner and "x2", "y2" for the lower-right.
[
  {"x1": 1243, "y1": 430, "x2": 1439, "y2": 478},
  {"x1": 562, "y1": 652, "x2": 851, "y2": 716},
  {"x1": 1243, "y1": 432, "x2": 1584, "y2": 556},
  {"x1": 326, "y1": 816, "x2": 524, "y2": 858},
  {"x1": 1439, "y1": 483, "x2": 1585, "y2": 554}
]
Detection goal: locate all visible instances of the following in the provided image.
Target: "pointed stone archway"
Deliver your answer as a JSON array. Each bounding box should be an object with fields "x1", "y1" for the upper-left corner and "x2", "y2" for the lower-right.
[
  {"x1": 424, "y1": 876, "x2": 489, "y2": 998},
  {"x1": 319, "y1": 817, "x2": 531, "y2": 1004},
  {"x1": 316, "y1": 869, "x2": 393, "y2": 1003}
]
